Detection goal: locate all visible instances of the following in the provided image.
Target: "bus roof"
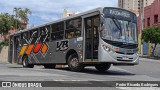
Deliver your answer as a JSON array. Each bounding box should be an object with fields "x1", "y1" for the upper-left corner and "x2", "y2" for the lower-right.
[
  {"x1": 11, "y1": 7, "x2": 134, "y2": 36},
  {"x1": 11, "y1": 7, "x2": 103, "y2": 36}
]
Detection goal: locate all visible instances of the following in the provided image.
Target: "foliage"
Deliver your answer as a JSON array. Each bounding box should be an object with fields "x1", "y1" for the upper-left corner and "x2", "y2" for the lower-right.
[
  {"x1": 0, "y1": 7, "x2": 31, "y2": 48},
  {"x1": 13, "y1": 7, "x2": 32, "y2": 24},
  {"x1": 0, "y1": 13, "x2": 14, "y2": 34},
  {"x1": 0, "y1": 40, "x2": 8, "y2": 46},
  {"x1": 142, "y1": 26, "x2": 160, "y2": 56},
  {"x1": 0, "y1": 13, "x2": 19, "y2": 43},
  {"x1": 0, "y1": 40, "x2": 8, "y2": 52}
]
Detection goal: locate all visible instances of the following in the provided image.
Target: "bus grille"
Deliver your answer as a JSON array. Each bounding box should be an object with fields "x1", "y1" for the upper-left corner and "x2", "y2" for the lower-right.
[
  {"x1": 115, "y1": 51, "x2": 134, "y2": 55},
  {"x1": 117, "y1": 59, "x2": 133, "y2": 62},
  {"x1": 117, "y1": 57, "x2": 133, "y2": 62}
]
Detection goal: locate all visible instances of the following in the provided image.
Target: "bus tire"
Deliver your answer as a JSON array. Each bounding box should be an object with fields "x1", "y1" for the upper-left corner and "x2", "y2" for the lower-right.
[
  {"x1": 22, "y1": 55, "x2": 34, "y2": 68},
  {"x1": 67, "y1": 54, "x2": 84, "y2": 72},
  {"x1": 95, "y1": 63, "x2": 111, "y2": 72},
  {"x1": 44, "y1": 64, "x2": 56, "y2": 69}
]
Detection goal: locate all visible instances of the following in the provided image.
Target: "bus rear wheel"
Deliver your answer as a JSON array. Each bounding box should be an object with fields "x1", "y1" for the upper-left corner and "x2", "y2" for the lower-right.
[
  {"x1": 22, "y1": 55, "x2": 34, "y2": 68},
  {"x1": 67, "y1": 54, "x2": 84, "y2": 72},
  {"x1": 44, "y1": 64, "x2": 56, "y2": 69},
  {"x1": 95, "y1": 63, "x2": 111, "y2": 72}
]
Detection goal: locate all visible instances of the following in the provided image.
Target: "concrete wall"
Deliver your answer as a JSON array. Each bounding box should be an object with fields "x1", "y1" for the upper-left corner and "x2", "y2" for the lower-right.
[{"x1": 0, "y1": 46, "x2": 8, "y2": 63}]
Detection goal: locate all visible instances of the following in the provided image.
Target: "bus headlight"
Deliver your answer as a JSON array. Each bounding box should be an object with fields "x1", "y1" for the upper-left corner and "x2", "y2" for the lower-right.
[{"x1": 102, "y1": 45, "x2": 111, "y2": 52}]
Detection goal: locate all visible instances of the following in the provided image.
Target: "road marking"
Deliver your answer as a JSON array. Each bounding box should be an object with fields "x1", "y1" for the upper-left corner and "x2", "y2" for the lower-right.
[{"x1": 53, "y1": 80, "x2": 89, "y2": 81}]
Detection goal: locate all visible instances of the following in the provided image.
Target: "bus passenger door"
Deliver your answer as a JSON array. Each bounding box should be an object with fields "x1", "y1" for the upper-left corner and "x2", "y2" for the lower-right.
[
  {"x1": 84, "y1": 15, "x2": 99, "y2": 61},
  {"x1": 8, "y1": 36, "x2": 13, "y2": 63},
  {"x1": 13, "y1": 36, "x2": 20, "y2": 63}
]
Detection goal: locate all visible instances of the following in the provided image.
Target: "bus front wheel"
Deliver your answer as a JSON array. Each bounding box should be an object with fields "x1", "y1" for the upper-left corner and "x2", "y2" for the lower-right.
[
  {"x1": 95, "y1": 63, "x2": 111, "y2": 72},
  {"x1": 22, "y1": 55, "x2": 34, "y2": 68},
  {"x1": 67, "y1": 54, "x2": 84, "y2": 72}
]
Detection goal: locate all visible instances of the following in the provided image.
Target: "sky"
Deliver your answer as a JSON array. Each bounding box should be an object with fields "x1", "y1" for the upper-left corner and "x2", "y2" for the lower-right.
[{"x1": 0, "y1": 0, "x2": 118, "y2": 27}]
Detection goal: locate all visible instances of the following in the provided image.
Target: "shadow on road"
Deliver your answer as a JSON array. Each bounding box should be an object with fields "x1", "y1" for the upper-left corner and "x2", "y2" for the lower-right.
[
  {"x1": 56, "y1": 67, "x2": 135, "y2": 76},
  {"x1": 8, "y1": 66, "x2": 23, "y2": 68},
  {"x1": 6, "y1": 65, "x2": 135, "y2": 76}
]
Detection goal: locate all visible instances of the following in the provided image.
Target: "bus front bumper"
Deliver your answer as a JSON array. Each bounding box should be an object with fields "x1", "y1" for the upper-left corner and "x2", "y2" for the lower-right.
[{"x1": 98, "y1": 47, "x2": 139, "y2": 65}]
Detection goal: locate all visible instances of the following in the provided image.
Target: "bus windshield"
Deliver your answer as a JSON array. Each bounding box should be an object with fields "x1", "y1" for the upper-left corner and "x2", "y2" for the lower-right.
[
  {"x1": 101, "y1": 17, "x2": 137, "y2": 43},
  {"x1": 101, "y1": 8, "x2": 137, "y2": 44}
]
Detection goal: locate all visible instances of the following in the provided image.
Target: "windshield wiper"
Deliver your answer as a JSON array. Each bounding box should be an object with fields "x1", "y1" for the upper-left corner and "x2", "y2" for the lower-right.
[{"x1": 111, "y1": 16, "x2": 122, "y2": 36}]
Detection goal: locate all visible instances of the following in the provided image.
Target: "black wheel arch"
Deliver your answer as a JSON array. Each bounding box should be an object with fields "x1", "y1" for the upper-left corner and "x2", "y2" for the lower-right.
[
  {"x1": 65, "y1": 49, "x2": 78, "y2": 63},
  {"x1": 21, "y1": 54, "x2": 28, "y2": 64}
]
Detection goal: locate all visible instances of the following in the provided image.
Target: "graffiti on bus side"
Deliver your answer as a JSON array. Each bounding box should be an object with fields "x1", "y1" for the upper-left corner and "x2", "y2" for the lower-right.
[{"x1": 19, "y1": 27, "x2": 49, "y2": 56}]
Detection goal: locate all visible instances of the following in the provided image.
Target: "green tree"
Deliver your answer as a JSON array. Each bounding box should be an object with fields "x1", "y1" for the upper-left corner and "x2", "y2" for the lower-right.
[
  {"x1": 13, "y1": 7, "x2": 31, "y2": 24},
  {"x1": 142, "y1": 26, "x2": 160, "y2": 56},
  {"x1": 13, "y1": 7, "x2": 21, "y2": 29},
  {"x1": 21, "y1": 8, "x2": 32, "y2": 24},
  {"x1": 0, "y1": 13, "x2": 14, "y2": 42},
  {"x1": 0, "y1": 13, "x2": 21, "y2": 44}
]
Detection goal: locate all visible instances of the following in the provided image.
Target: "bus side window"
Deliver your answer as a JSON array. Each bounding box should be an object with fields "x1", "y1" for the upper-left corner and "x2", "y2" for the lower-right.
[
  {"x1": 18, "y1": 36, "x2": 21, "y2": 50},
  {"x1": 46, "y1": 25, "x2": 51, "y2": 41},
  {"x1": 51, "y1": 22, "x2": 64, "y2": 40},
  {"x1": 30, "y1": 29, "x2": 38, "y2": 44},
  {"x1": 51, "y1": 24, "x2": 56, "y2": 40},
  {"x1": 65, "y1": 18, "x2": 81, "y2": 39},
  {"x1": 40, "y1": 26, "x2": 50, "y2": 42},
  {"x1": 21, "y1": 32, "x2": 29, "y2": 44}
]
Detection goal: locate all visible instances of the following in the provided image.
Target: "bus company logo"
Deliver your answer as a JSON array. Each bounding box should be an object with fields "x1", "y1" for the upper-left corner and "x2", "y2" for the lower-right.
[
  {"x1": 2, "y1": 82, "x2": 11, "y2": 87},
  {"x1": 56, "y1": 40, "x2": 69, "y2": 51}
]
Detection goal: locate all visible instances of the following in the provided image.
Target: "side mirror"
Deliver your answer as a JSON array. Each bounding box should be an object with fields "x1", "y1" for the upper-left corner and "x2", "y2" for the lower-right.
[
  {"x1": 99, "y1": 23, "x2": 104, "y2": 32},
  {"x1": 100, "y1": 15, "x2": 105, "y2": 32}
]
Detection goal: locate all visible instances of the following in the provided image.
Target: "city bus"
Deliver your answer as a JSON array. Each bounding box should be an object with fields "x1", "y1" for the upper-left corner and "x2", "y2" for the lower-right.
[{"x1": 8, "y1": 7, "x2": 139, "y2": 72}]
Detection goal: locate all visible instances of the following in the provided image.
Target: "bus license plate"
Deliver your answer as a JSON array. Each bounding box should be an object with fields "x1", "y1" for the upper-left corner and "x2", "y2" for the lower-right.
[{"x1": 122, "y1": 56, "x2": 128, "y2": 60}]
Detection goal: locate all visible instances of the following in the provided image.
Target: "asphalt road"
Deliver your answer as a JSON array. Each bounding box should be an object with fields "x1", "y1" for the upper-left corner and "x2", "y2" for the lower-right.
[{"x1": 0, "y1": 58, "x2": 160, "y2": 90}]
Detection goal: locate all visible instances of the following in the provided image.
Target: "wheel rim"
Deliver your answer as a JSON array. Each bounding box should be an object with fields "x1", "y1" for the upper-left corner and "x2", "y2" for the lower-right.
[
  {"x1": 70, "y1": 58, "x2": 79, "y2": 68},
  {"x1": 23, "y1": 58, "x2": 27, "y2": 66}
]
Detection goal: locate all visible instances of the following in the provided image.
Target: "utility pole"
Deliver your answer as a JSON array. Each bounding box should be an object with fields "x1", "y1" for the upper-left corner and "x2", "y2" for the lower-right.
[
  {"x1": 140, "y1": 0, "x2": 145, "y2": 56},
  {"x1": 141, "y1": 0, "x2": 144, "y2": 31}
]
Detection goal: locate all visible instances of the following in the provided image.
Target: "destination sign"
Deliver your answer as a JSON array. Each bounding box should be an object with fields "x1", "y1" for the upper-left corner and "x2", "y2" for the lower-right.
[
  {"x1": 104, "y1": 8, "x2": 136, "y2": 20},
  {"x1": 109, "y1": 9, "x2": 130, "y2": 18}
]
